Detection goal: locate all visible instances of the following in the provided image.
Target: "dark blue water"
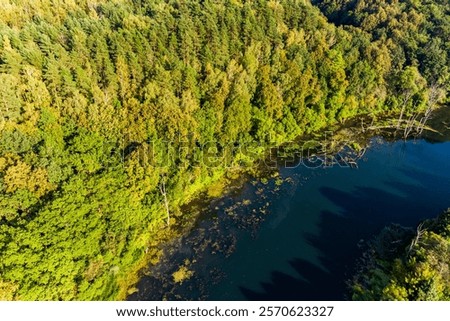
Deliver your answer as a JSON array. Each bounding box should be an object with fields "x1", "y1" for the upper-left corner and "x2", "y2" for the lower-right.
[
  {"x1": 209, "y1": 138, "x2": 450, "y2": 300},
  {"x1": 130, "y1": 138, "x2": 450, "y2": 301}
]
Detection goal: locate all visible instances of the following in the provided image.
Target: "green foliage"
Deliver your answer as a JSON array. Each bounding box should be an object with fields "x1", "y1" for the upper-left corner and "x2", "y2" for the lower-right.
[
  {"x1": 351, "y1": 210, "x2": 450, "y2": 301},
  {"x1": 313, "y1": 0, "x2": 450, "y2": 103},
  {"x1": 0, "y1": 0, "x2": 447, "y2": 300}
]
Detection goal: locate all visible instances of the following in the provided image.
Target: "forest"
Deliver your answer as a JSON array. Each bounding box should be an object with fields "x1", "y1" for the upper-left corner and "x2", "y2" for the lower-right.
[
  {"x1": 0, "y1": 0, "x2": 449, "y2": 300},
  {"x1": 351, "y1": 209, "x2": 450, "y2": 300}
]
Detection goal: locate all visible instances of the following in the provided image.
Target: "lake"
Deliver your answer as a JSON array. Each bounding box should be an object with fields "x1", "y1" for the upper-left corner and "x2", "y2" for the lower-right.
[{"x1": 129, "y1": 130, "x2": 450, "y2": 301}]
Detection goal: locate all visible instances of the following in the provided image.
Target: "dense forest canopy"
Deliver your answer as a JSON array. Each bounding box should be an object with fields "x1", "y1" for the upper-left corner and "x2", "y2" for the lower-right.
[
  {"x1": 0, "y1": 0, "x2": 448, "y2": 300},
  {"x1": 312, "y1": 0, "x2": 450, "y2": 87}
]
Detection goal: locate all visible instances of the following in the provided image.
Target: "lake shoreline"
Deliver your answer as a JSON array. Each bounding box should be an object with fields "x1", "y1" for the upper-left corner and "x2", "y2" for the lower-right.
[{"x1": 125, "y1": 107, "x2": 450, "y2": 300}]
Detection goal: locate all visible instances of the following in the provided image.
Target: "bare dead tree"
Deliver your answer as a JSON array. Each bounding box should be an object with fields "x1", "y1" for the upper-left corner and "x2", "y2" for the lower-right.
[
  {"x1": 417, "y1": 83, "x2": 444, "y2": 135},
  {"x1": 407, "y1": 222, "x2": 426, "y2": 257},
  {"x1": 159, "y1": 176, "x2": 170, "y2": 228},
  {"x1": 403, "y1": 112, "x2": 419, "y2": 139},
  {"x1": 397, "y1": 90, "x2": 414, "y2": 130}
]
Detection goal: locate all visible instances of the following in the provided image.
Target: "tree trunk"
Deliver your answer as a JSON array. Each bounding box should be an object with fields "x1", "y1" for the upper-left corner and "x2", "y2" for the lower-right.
[
  {"x1": 397, "y1": 91, "x2": 413, "y2": 130},
  {"x1": 159, "y1": 178, "x2": 170, "y2": 228}
]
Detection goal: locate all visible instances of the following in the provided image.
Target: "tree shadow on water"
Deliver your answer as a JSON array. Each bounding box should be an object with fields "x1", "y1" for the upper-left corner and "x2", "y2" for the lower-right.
[{"x1": 240, "y1": 179, "x2": 443, "y2": 300}]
